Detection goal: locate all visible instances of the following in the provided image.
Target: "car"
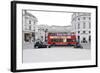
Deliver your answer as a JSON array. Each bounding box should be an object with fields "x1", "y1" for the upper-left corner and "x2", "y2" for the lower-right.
[
  {"x1": 34, "y1": 41, "x2": 50, "y2": 48},
  {"x1": 74, "y1": 42, "x2": 83, "y2": 48}
]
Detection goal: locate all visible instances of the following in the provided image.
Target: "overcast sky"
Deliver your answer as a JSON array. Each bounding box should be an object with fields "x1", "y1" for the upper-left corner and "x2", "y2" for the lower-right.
[{"x1": 27, "y1": 10, "x2": 73, "y2": 26}]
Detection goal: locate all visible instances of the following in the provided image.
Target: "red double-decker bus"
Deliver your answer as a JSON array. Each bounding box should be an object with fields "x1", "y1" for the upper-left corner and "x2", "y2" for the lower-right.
[{"x1": 48, "y1": 33, "x2": 77, "y2": 46}]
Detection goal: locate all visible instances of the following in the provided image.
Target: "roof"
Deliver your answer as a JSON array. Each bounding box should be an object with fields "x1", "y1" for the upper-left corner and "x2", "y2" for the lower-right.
[{"x1": 23, "y1": 11, "x2": 38, "y2": 22}]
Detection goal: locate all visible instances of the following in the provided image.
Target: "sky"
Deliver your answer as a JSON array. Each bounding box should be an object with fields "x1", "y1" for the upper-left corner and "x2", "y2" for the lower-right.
[{"x1": 27, "y1": 10, "x2": 73, "y2": 26}]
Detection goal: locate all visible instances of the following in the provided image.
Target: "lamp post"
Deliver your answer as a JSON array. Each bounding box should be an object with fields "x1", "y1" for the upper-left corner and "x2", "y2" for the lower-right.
[{"x1": 45, "y1": 29, "x2": 48, "y2": 43}]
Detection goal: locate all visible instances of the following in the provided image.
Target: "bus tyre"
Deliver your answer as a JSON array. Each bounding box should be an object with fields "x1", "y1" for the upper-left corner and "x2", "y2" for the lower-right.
[{"x1": 48, "y1": 46, "x2": 51, "y2": 48}]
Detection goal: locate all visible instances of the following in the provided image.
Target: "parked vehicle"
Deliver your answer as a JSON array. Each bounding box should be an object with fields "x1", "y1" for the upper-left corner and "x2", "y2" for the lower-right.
[
  {"x1": 34, "y1": 41, "x2": 50, "y2": 48},
  {"x1": 74, "y1": 42, "x2": 83, "y2": 48}
]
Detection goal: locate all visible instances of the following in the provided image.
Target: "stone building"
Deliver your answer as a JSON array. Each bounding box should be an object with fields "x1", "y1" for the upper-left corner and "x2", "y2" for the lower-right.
[
  {"x1": 22, "y1": 10, "x2": 38, "y2": 49},
  {"x1": 72, "y1": 13, "x2": 91, "y2": 43},
  {"x1": 35, "y1": 24, "x2": 48, "y2": 43}
]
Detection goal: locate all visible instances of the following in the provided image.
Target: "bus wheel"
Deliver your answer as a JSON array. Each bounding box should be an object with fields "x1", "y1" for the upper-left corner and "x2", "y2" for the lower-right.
[{"x1": 49, "y1": 46, "x2": 51, "y2": 48}]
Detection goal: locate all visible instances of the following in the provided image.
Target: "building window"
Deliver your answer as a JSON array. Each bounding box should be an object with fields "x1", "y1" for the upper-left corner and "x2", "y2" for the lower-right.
[
  {"x1": 32, "y1": 32, "x2": 35, "y2": 42},
  {"x1": 78, "y1": 23, "x2": 80, "y2": 29},
  {"x1": 83, "y1": 17, "x2": 86, "y2": 20},
  {"x1": 89, "y1": 31, "x2": 91, "y2": 33},
  {"x1": 83, "y1": 22, "x2": 86, "y2": 29},
  {"x1": 29, "y1": 25, "x2": 31, "y2": 30},
  {"x1": 25, "y1": 26, "x2": 27, "y2": 30},
  {"x1": 89, "y1": 22, "x2": 91, "y2": 29},
  {"x1": 89, "y1": 36, "x2": 91, "y2": 42},
  {"x1": 82, "y1": 37, "x2": 87, "y2": 43},
  {"x1": 89, "y1": 17, "x2": 91, "y2": 20},
  {"x1": 78, "y1": 18, "x2": 80, "y2": 20},
  {"x1": 83, "y1": 31, "x2": 86, "y2": 33},
  {"x1": 29, "y1": 20, "x2": 31, "y2": 24},
  {"x1": 78, "y1": 31, "x2": 80, "y2": 33},
  {"x1": 34, "y1": 21, "x2": 36, "y2": 25}
]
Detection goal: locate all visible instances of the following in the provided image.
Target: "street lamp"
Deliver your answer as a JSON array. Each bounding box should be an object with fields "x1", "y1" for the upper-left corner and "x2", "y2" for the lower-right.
[{"x1": 45, "y1": 29, "x2": 48, "y2": 42}]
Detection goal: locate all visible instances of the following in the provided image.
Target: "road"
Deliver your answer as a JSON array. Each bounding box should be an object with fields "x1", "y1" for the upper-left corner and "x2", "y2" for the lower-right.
[{"x1": 23, "y1": 47, "x2": 91, "y2": 63}]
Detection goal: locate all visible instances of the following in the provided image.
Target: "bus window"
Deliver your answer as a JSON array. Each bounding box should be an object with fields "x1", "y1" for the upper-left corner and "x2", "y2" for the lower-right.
[
  {"x1": 51, "y1": 39, "x2": 63, "y2": 42},
  {"x1": 67, "y1": 39, "x2": 72, "y2": 42},
  {"x1": 63, "y1": 38, "x2": 66, "y2": 42}
]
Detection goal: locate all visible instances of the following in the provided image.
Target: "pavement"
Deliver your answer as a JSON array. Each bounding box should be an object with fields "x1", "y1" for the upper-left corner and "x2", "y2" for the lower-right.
[
  {"x1": 23, "y1": 42, "x2": 34, "y2": 49},
  {"x1": 23, "y1": 47, "x2": 91, "y2": 63},
  {"x1": 81, "y1": 43, "x2": 91, "y2": 49}
]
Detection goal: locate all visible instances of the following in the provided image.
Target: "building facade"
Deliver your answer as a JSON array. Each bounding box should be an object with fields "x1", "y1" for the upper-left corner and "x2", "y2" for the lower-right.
[
  {"x1": 22, "y1": 10, "x2": 38, "y2": 49},
  {"x1": 72, "y1": 13, "x2": 91, "y2": 43},
  {"x1": 35, "y1": 25, "x2": 48, "y2": 43}
]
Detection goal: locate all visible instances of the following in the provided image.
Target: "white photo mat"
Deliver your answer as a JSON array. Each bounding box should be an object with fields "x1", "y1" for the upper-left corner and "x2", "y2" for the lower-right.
[{"x1": 16, "y1": 3, "x2": 96, "y2": 70}]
